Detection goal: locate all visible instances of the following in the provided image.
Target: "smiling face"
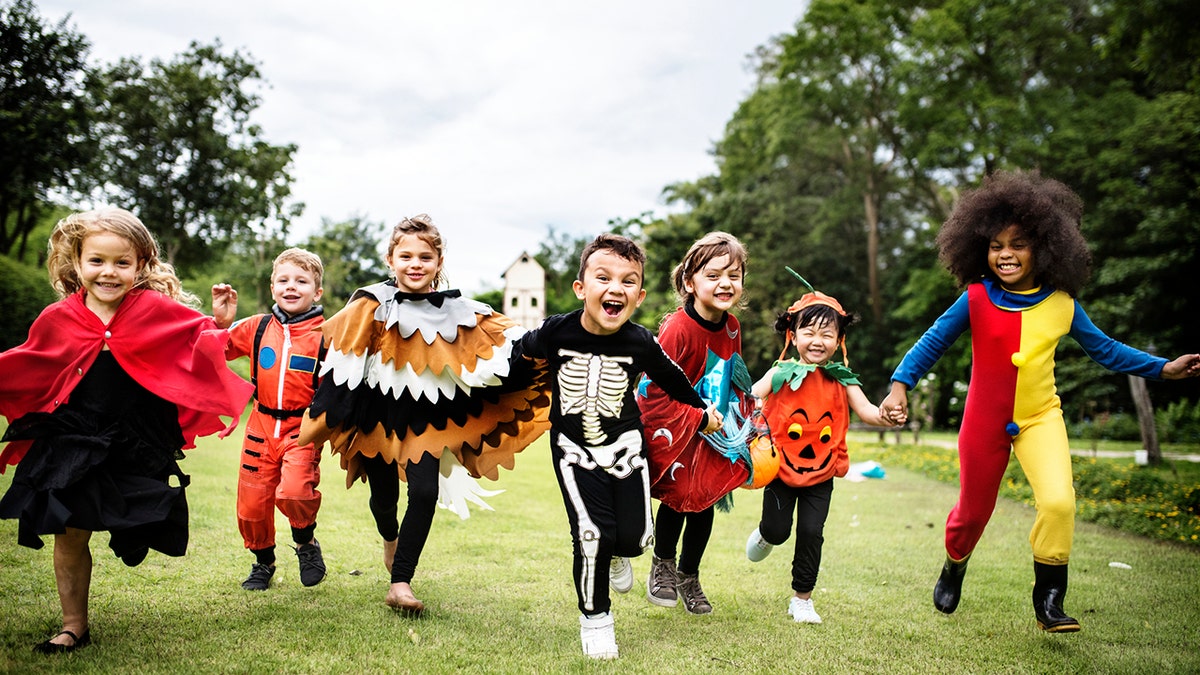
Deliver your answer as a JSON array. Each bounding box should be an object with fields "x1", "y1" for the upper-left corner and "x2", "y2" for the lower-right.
[
  {"x1": 773, "y1": 405, "x2": 837, "y2": 476},
  {"x1": 387, "y1": 233, "x2": 443, "y2": 294},
  {"x1": 988, "y1": 224, "x2": 1036, "y2": 291},
  {"x1": 684, "y1": 253, "x2": 743, "y2": 323},
  {"x1": 271, "y1": 261, "x2": 323, "y2": 316},
  {"x1": 572, "y1": 248, "x2": 647, "y2": 335},
  {"x1": 790, "y1": 316, "x2": 840, "y2": 366},
  {"x1": 77, "y1": 231, "x2": 142, "y2": 320}
]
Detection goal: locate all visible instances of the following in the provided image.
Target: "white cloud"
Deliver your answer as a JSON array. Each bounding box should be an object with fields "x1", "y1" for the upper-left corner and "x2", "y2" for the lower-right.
[{"x1": 36, "y1": 0, "x2": 804, "y2": 293}]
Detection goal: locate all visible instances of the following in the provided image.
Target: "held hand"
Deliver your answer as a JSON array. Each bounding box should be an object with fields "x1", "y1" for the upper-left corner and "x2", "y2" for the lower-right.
[
  {"x1": 701, "y1": 406, "x2": 724, "y2": 434},
  {"x1": 881, "y1": 382, "x2": 909, "y2": 425},
  {"x1": 211, "y1": 283, "x2": 238, "y2": 329},
  {"x1": 880, "y1": 404, "x2": 908, "y2": 426},
  {"x1": 1161, "y1": 353, "x2": 1200, "y2": 380}
]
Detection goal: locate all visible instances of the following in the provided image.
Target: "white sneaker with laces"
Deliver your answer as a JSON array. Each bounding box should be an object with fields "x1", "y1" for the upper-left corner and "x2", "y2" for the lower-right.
[
  {"x1": 609, "y1": 556, "x2": 634, "y2": 594},
  {"x1": 788, "y1": 596, "x2": 823, "y2": 624},
  {"x1": 746, "y1": 528, "x2": 774, "y2": 562},
  {"x1": 579, "y1": 612, "x2": 619, "y2": 659}
]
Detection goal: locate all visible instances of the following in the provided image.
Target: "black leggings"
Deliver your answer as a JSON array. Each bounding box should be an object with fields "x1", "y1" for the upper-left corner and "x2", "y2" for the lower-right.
[
  {"x1": 359, "y1": 451, "x2": 440, "y2": 584},
  {"x1": 653, "y1": 503, "x2": 714, "y2": 575},
  {"x1": 757, "y1": 477, "x2": 834, "y2": 594}
]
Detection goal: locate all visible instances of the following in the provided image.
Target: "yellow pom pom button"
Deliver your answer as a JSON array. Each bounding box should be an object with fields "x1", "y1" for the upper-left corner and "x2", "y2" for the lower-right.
[{"x1": 1011, "y1": 352, "x2": 1027, "y2": 367}]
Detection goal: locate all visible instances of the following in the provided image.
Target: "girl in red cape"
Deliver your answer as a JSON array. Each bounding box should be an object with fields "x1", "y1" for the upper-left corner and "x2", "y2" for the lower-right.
[
  {"x1": 637, "y1": 232, "x2": 755, "y2": 615},
  {"x1": 0, "y1": 208, "x2": 253, "y2": 654}
]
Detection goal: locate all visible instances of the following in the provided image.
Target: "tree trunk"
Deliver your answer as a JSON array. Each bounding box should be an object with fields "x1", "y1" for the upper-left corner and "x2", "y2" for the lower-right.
[
  {"x1": 1128, "y1": 375, "x2": 1160, "y2": 466},
  {"x1": 862, "y1": 175, "x2": 882, "y2": 325}
]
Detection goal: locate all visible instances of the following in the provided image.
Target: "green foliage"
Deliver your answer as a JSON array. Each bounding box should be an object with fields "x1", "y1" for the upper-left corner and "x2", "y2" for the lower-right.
[
  {"x1": 84, "y1": 40, "x2": 301, "y2": 269},
  {"x1": 860, "y1": 439, "x2": 1200, "y2": 547},
  {"x1": 531, "y1": 225, "x2": 590, "y2": 316},
  {"x1": 1157, "y1": 399, "x2": 1200, "y2": 445},
  {"x1": 301, "y1": 215, "x2": 389, "y2": 314},
  {"x1": 0, "y1": 254, "x2": 54, "y2": 349},
  {"x1": 0, "y1": 0, "x2": 93, "y2": 258}
]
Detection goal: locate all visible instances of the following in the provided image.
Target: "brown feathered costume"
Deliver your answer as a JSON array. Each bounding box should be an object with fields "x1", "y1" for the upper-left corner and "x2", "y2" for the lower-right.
[{"x1": 299, "y1": 283, "x2": 550, "y2": 489}]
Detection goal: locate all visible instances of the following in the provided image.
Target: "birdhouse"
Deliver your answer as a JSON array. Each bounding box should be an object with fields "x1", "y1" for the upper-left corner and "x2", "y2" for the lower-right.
[{"x1": 501, "y1": 251, "x2": 545, "y2": 329}]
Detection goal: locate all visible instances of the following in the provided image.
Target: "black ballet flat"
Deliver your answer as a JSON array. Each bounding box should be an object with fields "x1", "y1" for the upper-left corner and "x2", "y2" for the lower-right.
[{"x1": 33, "y1": 629, "x2": 91, "y2": 654}]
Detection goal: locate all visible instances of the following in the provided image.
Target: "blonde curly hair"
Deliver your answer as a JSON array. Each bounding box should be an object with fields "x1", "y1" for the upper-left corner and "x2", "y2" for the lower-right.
[{"x1": 46, "y1": 207, "x2": 199, "y2": 308}]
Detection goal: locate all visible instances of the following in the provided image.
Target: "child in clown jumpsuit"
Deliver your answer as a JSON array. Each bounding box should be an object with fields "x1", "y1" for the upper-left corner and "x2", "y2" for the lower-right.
[
  {"x1": 881, "y1": 170, "x2": 1200, "y2": 632},
  {"x1": 219, "y1": 248, "x2": 328, "y2": 590}
]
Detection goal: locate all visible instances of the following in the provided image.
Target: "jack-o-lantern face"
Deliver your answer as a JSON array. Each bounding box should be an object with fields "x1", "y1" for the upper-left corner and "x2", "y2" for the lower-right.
[{"x1": 771, "y1": 406, "x2": 836, "y2": 475}]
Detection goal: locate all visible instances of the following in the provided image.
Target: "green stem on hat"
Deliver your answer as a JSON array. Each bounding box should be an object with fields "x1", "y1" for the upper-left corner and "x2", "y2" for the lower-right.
[{"x1": 785, "y1": 266, "x2": 815, "y2": 293}]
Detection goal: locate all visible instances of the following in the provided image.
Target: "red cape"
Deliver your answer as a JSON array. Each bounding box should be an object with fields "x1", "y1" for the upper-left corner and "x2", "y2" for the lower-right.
[{"x1": 0, "y1": 289, "x2": 254, "y2": 471}]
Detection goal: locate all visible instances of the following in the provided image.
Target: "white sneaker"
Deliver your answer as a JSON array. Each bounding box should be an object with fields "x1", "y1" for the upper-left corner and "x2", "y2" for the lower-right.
[
  {"x1": 609, "y1": 556, "x2": 633, "y2": 594},
  {"x1": 746, "y1": 528, "x2": 774, "y2": 562},
  {"x1": 579, "y1": 612, "x2": 619, "y2": 659},
  {"x1": 788, "y1": 596, "x2": 823, "y2": 624}
]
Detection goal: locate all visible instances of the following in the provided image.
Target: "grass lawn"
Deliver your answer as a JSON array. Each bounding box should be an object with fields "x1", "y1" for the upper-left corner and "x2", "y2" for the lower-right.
[{"x1": 2, "y1": 431, "x2": 1199, "y2": 673}]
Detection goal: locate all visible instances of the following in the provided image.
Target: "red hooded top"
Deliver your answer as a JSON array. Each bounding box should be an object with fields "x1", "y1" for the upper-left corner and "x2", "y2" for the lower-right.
[{"x1": 0, "y1": 289, "x2": 254, "y2": 471}]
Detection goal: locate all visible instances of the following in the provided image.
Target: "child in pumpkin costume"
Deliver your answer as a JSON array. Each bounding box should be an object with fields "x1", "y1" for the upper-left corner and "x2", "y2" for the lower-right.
[
  {"x1": 880, "y1": 170, "x2": 1200, "y2": 632},
  {"x1": 745, "y1": 284, "x2": 901, "y2": 624}
]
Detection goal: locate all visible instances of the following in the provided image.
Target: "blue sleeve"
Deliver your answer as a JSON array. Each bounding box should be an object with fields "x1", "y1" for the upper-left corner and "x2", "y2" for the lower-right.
[
  {"x1": 1069, "y1": 301, "x2": 1166, "y2": 379},
  {"x1": 891, "y1": 292, "x2": 971, "y2": 387}
]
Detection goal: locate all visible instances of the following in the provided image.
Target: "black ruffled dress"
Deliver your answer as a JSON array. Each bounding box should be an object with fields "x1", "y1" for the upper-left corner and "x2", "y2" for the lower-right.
[{"x1": 0, "y1": 351, "x2": 189, "y2": 564}]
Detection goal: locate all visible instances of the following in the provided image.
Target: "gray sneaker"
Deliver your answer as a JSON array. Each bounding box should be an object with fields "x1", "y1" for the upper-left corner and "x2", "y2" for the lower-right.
[
  {"x1": 646, "y1": 556, "x2": 678, "y2": 607},
  {"x1": 241, "y1": 563, "x2": 275, "y2": 591},
  {"x1": 676, "y1": 572, "x2": 712, "y2": 615}
]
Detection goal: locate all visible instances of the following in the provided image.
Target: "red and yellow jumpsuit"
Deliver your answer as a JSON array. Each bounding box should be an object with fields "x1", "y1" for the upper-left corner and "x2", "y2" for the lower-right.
[
  {"x1": 891, "y1": 279, "x2": 1166, "y2": 564},
  {"x1": 226, "y1": 307, "x2": 325, "y2": 552}
]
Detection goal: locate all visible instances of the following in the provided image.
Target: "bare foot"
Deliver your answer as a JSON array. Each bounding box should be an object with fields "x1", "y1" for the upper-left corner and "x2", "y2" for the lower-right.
[
  {"x1": 383, "y1": 538, "x2": 398, "y2": 574},
  {"x1": 384, "y1": 582, "x2": 425, "y2": 617}
]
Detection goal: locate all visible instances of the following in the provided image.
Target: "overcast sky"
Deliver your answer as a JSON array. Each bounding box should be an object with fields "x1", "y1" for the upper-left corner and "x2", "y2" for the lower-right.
[{"x1": 37, "y1": 1, "x2": 806, "y2": 294}]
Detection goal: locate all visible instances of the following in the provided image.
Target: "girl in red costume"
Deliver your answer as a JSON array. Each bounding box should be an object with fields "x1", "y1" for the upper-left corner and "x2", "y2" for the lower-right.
[
  {"x1": 637, "y1": 232, "x2": 754, "y2": 615},
  {"x1": 745, "y1": 282, "x2": 900, "y2": 624},
  {"x1": 882, "y1": 170, "x2": 1200, "y2": 632},
  {"x1": 0, "y1": 208, "x2": 253, "y2": 653}
]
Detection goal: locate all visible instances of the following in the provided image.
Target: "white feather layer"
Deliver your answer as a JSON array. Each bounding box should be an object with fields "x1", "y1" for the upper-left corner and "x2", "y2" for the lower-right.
[{"x1": 437, "y1": 452, "x2": 505, "y2": 519}]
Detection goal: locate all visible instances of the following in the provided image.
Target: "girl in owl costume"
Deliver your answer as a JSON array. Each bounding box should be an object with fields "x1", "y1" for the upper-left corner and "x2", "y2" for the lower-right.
[{"x1": 299, "y1": 215, "x2": 549, "y2": 616}]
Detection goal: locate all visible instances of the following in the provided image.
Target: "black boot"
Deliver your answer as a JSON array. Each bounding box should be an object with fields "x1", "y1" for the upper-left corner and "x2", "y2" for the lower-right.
[
  {"x1": 1033, "y1": 562, "x2": 1081, "y2": 633},
  {"x1": 933, "y1": 554, "x2": 970, "y2": 614}
]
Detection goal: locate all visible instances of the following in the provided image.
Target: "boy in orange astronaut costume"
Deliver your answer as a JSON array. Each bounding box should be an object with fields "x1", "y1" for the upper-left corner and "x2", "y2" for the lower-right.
[{"x1": 217, "y1": 248, "x2": 328, "y2": 590}]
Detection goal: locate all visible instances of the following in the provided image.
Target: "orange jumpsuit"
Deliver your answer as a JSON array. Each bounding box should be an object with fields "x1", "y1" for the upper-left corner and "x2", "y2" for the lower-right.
[{"x1": 226, "y1": 307, "x2": 324, "y2": 551}]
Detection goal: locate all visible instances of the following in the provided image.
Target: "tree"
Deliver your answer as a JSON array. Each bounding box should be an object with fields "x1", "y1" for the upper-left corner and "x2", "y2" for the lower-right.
[
  {"x1": 302, "y1": 215, "x2": 389, "y2": 314},
  {"x1": 83, "y1": 40, "x2": 301, "y2": 268},
  {"x1": 0, "y1": 0, "x2": 91, "y2": 258}
]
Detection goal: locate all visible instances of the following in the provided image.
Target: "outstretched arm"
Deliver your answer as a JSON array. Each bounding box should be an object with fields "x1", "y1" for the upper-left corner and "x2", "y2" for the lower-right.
[
  {"x1": 849, "y1": 384, "x2": 904, "y2": 427},
  {"x1": 211, "y1": 283, "x2": 238, "y2": 329},
  {"x1": 1161, "y1": 353, "x2": 1200, "y2": 380}
]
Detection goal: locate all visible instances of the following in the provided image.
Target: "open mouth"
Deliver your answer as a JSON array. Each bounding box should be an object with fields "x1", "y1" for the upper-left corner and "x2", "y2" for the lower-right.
[{"x1": 602, "y1": 301, "x2": 624, "y2": 316}]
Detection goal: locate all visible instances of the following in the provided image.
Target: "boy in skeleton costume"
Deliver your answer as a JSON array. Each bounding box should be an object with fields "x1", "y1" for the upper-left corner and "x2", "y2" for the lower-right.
[{"x1": 514, "y1": 234, "x2": 722, "y2": 660}]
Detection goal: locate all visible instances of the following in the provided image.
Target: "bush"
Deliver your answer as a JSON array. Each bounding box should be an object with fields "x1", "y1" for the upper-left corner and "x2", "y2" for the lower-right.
[
  {"x1": 857, "y1": 441, "x2": 1200, "y2": 547},
  {"x1": 0, "y1": 256, "x2": 55, "y2": 350},
  {"x1": 1157, "y1": 399, "x2": 1200, "y2": 444},
  {"x1": 1069, "y1": 412, "x2": 1142, "y2": 443}
]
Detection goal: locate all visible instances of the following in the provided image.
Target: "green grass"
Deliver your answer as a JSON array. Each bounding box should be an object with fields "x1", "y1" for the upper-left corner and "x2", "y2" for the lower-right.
[
  {"x1": 2, "y1": 432, "x2": 1200, "y2": 673},
  {"x1": 853, "y1": 433, "x2": 1200, "y2": 548}
]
